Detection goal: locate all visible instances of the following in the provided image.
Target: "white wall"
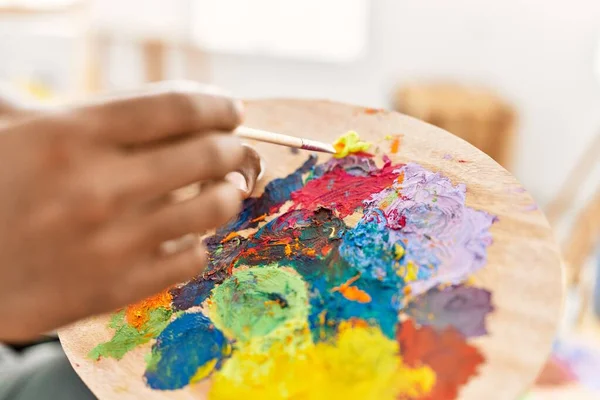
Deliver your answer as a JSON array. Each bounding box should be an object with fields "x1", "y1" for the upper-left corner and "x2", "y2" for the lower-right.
[
  {"x1": 0, "y1": 0, "x2": 599, "y2": 207},
  {"x1": 206, "y1": 0, "x2": 600, "y2": 207}
]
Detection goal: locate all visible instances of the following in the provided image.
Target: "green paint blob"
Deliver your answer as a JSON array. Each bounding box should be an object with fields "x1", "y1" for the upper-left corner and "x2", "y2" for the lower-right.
[
  {"x1": 88, "y1": 307, "x2": 173, "y2": 361},
  {"x1": 209, "y1": 266, "x2": 309, "y2": 342}
]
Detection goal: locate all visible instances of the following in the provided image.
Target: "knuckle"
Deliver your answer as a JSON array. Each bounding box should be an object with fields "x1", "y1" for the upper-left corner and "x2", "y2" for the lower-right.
[
  {"x1": 160, "y1": 89, "x2": 198, "y2": 127},
  {"x1": 203, "y1": 137, "x2": 228, "y2": 164},
  {"x1": 93, "y1": 233, "x2": 130, "y2": 262},
  {"x1": 38, "y1": 130, "x2": 78, "y2": 171},
  {"x1": 210, "y1": 185, "x2": 241, "y2": 222},
  {"x1": 67, "y1": 180, "x2": 116, "y2": 225},
  {"x1": 202, "y1": 136, "x2": 242, "y2": 173}
]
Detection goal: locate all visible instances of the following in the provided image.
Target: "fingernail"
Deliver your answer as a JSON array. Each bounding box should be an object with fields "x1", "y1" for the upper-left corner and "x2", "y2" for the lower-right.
[{"x1": 225, "y1": 171, "x2": 248, "y2": 193}]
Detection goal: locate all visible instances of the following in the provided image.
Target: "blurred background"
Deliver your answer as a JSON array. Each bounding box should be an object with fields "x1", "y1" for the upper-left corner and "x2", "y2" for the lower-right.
[{"x1": 0, "y1": 0, "x2": 598, "y2": 397}]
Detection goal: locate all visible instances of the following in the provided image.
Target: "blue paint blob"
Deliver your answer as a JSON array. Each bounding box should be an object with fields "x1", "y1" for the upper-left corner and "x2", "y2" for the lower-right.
[
  {"x1": 170, "y1": 279, "x2": 216, "y2": 311},
  {"x1": 340, "y1": 209, "x2": 438, "y2": 285},
  {"x1": 144, "y1": 313, "x2": 228, "y2": 390},
  {"x1": 218, "y1": 155, "x2": 317, "y2": 233},
  {"x1": 307, "y1": 274, "x2": 400, "y2": 340}
]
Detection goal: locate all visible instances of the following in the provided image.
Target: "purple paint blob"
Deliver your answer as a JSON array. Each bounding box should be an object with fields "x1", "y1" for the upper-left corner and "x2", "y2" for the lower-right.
[
  {"x1": 407, "y1": 284, "x2": 494, "y2": 337},
  {"x1": 366, "y1": 163, "x2": 497, "y2": 295}
]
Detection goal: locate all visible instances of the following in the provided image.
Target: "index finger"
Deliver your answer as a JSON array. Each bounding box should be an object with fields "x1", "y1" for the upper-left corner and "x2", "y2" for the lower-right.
[{"x1": 75, "y1": 81, "x2": 244, "y2": 145}]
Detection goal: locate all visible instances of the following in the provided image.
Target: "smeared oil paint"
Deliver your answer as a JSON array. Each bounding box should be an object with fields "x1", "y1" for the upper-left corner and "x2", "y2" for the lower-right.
[
  {"x1": 332, "y1": 131, "x2": 372, "y2": 158},
  {"x1": 235, "y1": 208, "x2": 345, "y2": 268},
  {"x1": 290, "y1": 157, "x2": 400, "y2": 218},
  {"x1": 339, "y1": 209, "x2": 436, "y2": 287},
  {"x1": 332, "y1": 274, "x2": 372, "y2": 303},
  {"x1": 209, "y1": 325, "x2": 435, "y2": 400},
  {"x1": 218, "y1": 155, "x2": 317, "y2": 234},
  {"x1": 89, "y1": 307, "x2": 172, "y2": 361},
  {"x1": 313, "y1": 154, "x2": 378, "y2": 177},
  {"x1": 209, "y1": 266, "x2": 308, "y2": 342},
  {"x1": 366, "y1": 163, "x2": 497, "y2": 296},
  {"x1": 92, "y1": 144, "x2": 498, "y2": 398},
  {"x1": 390, "y1": 135, "x2": 402, "y2": 154},
  {"x1": 145, "y1": 313, "x2": 230, "y2": 390},
  {"x1": 397, "y1": 320, "x2": 485, "y2": 400},
  {"x1": 170, "y1": 278, "x2": 215, "y2": 311},
  {"x1": 126, "y1": 289, "x2": 172, "y2": 329},
  {"x1": 406, "y1": 285, "x2": 494, "y2": 338}
]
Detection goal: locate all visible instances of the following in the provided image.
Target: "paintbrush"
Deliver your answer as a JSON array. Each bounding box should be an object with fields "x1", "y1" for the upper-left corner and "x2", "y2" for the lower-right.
[{"x1": 234, "y1": 126, "x2": 336, "y2": 154}]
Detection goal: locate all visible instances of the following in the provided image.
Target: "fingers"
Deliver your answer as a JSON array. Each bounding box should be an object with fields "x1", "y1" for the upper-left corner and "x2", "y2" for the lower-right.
[
  {"x1": 75, "y1": 81, "x2": 244, "y2": 145},
  {"x1": 140, "y1": 181, "x2": 242, "y2": 247},
  {"x1": 117, "y1": 244, "x2": 208, "y2": 305},
  {"x1": 226, "y1": 144, "x2": 263, "y2": 198},
  {"x1": 118, "y1": 133, "x2": 245, "y2": 205}
]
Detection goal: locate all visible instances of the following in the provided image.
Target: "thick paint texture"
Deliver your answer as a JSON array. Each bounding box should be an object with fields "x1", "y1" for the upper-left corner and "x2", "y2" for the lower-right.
[
  {"x1": 145, "y1": 313, "x2": 229, "y2": 390},
  {"x1": 407, "y1": 285, "x2": 494, "y2": 338},
  {"x1": 397, "y1": 320, "x2": 485, "y2": 400},
  {"x1": 366, "y1": 163, "x2": 497, "y2": 296},
  {"x1": 332, "y1": 131, "x2": 372, "y2": 158},
  {"x1": 93, "y1": 136, "x2": 498, "y2": 399},
  {"x1": 89, "y1": 306, "x2": 172, "y2": 361},
  {"x1": 218, "y1": 155, "x2": 317, "y2": 234},
  {"x1": 209, "y1": 325, "x2": 435, "y2": 400},
  {"x1": 290, "y1": 157, "x2": 399, "y2": 218},
  {"x1": 209, "y1": 266, "x2": 309, "y2": 342}
]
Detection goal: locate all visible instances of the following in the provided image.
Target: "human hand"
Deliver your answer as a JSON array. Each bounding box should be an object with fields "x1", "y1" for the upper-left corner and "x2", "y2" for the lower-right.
[{"x1": 0, "y1": 82, "x2": 255, "y2": 341}]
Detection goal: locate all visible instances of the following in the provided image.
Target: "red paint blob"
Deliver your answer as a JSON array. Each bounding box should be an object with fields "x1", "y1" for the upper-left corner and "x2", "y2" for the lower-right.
[
  {"x1": 290, "y1": 160, "x2": 402, "y2": 218},
  {"x1": 397, "y1": 320, "x2": 485, "y2": 400}
]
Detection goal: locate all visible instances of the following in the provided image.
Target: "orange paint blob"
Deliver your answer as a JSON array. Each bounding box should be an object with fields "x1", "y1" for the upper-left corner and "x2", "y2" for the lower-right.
[
  {"x1": 250, "y1": 214, "x2": 267, "y2": 223},
  {"x1": 303, "y1": 248, "x2": 317, "y2": 257},
  {"x1": 364, "y1": 107, "x2": 384, "y2": 115},
  {"x1": 126, "y1": 289, "x2": 172, "y2": 329},
  {"x1": 396, "y1": 171, "x2": 405, "y2": 184},
  {"x1": 390, "y1": 135, "x2": 401, "y2": 154},
  {"x1": 332, "y1": 275, "x2": 372, "y2": 303},
  {"x1": 221, "y1": 232, "x2": 239, "y2": 242}
]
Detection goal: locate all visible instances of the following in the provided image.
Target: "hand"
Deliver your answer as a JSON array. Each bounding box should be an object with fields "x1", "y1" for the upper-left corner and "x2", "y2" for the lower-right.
[{"x1": 0, "y1": 82, "x2": 252, "y2": 341}]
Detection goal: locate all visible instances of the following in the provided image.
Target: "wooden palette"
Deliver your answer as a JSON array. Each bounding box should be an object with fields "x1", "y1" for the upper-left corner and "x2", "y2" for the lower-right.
[{"x1": 59, "y1": 99, "x2": 564, "y2": 399}]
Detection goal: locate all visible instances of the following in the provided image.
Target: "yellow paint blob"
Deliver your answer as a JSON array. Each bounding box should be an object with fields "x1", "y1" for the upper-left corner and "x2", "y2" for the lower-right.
[
  {"x1": 397, "y1": 260, "x2": 419, "y2": 282},
  {"x1": 333, "y1": 131, "x2": 372, "y2": 158},
  {"x1": 393, "y1": 244, "x2": 405, "y2": 260},
  {"x1": 190, "y1": 358, "x2": 218, "y2": 383},
  {"x1": 209, "y1": 325, "x2": 435, "y2": 400}
]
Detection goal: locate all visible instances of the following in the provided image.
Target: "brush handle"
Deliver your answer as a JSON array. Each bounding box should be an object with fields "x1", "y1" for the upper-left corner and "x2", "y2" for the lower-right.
[{"x1": 234, "y1": 126, "x2": 303, "y2": 149}]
